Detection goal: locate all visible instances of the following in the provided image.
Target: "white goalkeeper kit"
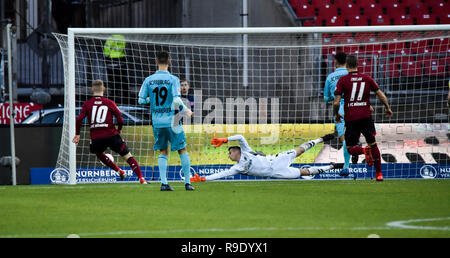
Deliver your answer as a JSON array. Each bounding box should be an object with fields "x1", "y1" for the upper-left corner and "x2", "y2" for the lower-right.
[{"x1": 204, "y1": 135, "x2": 319, "y2": 181}]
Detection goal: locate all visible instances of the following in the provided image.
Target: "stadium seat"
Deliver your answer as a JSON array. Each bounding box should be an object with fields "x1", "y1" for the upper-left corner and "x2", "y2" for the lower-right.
[
  {"x1": 341, "y1": 44, "x2": 359, "y2": 55},
  {"x1": 429, "y1": 37, "x2": 449, "y2": 53},
  {"x1": 359, "y1": 1, "x2": 383, "y2": 16},
  {"x1": 368, "y1": 14, "x2": 390, "y2": 26},
  {"x1": 295, "y1": 4, "x2": 315, "y2": 17},
  {"x1": 427, "y1": 2, "x2": 450, "y2": 24},
  {"x1": 391, "y1": 15, "x2": 414, "y2": 25},
  {"x1": 421, "y1": 56, "x2": 445, "y2": 76},
  {"x1": 353, "y1": 32, "x2": 376, "y2": 43},
  {"x1": 359, "y1": 57, "x2": 375, "y2": 77},
  {"x1": 363, "y1": 43, "x2": 383, "y2": 55},
  {"x1": 316, "y1": 4, "x2": 338, "y2": 18},
  {"x1": 382, "y1": 2, "x2": 403, "y2": 16},
  {"x1": 389, "y1": 56, "x2": 413, "y2": 77},
  {"x1": 401, "y1": 59, "x2": 423, "y2": 77},
  {"x1": 340, "y1": 2, "x2": 360, "y2": 17},
  {"x1": 386, "y1": 42, "x2": 410, "y2": 55},
  {"x1": 322, "y1": 46, "x2": 337, "y2": 57},
  {"x1": 325, "y1": 16, "x2": 346, "y2": 26},
  {"x1": 416, "y1": 14, "x2": 438, "y2": 25},
  {"x1": 347, "y1": 16, "x2": 367, "y2": 26}
]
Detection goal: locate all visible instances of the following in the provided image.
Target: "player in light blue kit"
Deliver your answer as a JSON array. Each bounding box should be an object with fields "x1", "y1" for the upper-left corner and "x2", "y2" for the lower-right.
[
  {"x1": 138, "y1": 51, "x2": 194, "y2": 191},
  {"x1": 324, "y1": 52, "x2": 352, "y2": 176}
]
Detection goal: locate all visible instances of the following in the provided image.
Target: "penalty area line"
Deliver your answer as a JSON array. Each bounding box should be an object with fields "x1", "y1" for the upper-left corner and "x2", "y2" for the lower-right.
[{"x1": 386, "y1": 217, "x2": 450, "y2": 231}]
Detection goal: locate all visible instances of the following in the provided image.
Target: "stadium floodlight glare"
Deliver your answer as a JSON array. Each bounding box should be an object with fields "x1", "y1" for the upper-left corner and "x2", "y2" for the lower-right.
[{"x1": 55, "y1": 25, "x2": 450, "y2": 184}]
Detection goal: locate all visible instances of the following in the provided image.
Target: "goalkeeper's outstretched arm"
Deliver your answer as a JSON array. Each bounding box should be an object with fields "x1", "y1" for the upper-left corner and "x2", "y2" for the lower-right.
[{"x1": 192, "y1": 166, "x2": 240, "y2": 182}]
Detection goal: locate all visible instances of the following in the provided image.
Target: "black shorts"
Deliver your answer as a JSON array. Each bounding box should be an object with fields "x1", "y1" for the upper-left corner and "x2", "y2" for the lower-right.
[
  {"x1": 90, "y1": 134, "x2": 130, "y2": 156},
  {"x1": 344, "y1": 117, "x2": 377, "y2": 147}
]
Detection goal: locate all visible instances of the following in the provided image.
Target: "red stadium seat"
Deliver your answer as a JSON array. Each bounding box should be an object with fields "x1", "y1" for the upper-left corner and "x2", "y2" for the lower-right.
[
  {"x1": 386, "y1": 42, "x2": 410, "y2": 55},
  {"x1": 428, "y1": 2, "x2": 450, "y2": 24},
  {"x1": 322, "y1": 46, "x2": 336, "y2": 57},
  {"x1": 402, "y1": 59, "x2": 423, "y2": 77},
  {"x1": 347, "y1": 16, "x2": 367, "y2": 26},
  {"x1": 421, "y1": 56, "x2": 445, "y2": 76},
  {"x1": 353, "y1": 33, "x2": 376, "y2": 43},
  {"x1": 383, "y1": 2, "x2": 403, "y2": 16},
  {"x1": 416, "y1": 14, "x2": 438, "y2": 25},
  {"x1": 402, "y1": 0, "x2": 424, "y2": 7},
  {"x1": 325, "y1": 16, "x2": 346, "y2": 26},
  {"x1": 391, "y1": 15, "x2": 414, "y2": 25},
  {"x1": 363, "y1": 43, "x2": 383, "y2": 55},
  {"x1": 388, "y1": 56, "x2": 413, "y2": 77},
  {"x1": 359, "y1": 58, "x2": 375, "y2": 77},
  {"x1": 341, "y1": 44, "x2": 359, "y2": 55},
  {"x1": 368, "y1": 14, "x2": 390, "y2": 25},
  {"x1": 428, "y1": 37, "x2": 449, "y2": 53},
  {"x1": 359, "y1": 1, "x2": 383, "y2": 16},
  {"x1": 295, "y1": 3, "x2": 315, "y2": 17},
  {"x1": 316, "y1": 4, "x2": 338, "y2": 18},
  {"x1": 340, "y1": 2, "x2": 360, "y2": 17}
]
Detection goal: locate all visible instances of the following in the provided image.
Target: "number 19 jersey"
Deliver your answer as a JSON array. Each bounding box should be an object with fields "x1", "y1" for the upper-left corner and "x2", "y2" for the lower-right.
[{"x1": 139, "y1": 70, "x2": 181, "y2": 128}]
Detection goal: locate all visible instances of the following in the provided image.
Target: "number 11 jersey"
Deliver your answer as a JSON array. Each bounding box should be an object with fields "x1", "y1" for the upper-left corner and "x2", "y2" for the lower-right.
[
  {"x1": 334, "y1": 71, "x2": 379, "y2": 122},
  {"x1": 138, "y1": 70, "x2": 181, "y2": 128}
]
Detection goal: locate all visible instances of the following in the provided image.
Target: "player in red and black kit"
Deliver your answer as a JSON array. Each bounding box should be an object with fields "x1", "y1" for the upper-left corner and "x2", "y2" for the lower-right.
[
  {"x1": 333, "y1": 55, "x2": 393, "y2": 181},
  {"x1": 72, "y1": 79, "x2": 147, "y2": 184}
]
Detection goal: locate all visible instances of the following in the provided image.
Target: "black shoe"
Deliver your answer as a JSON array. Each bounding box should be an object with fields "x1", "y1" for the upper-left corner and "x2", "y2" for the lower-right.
[
  {"x1": 160, "y1": 184, "x2": 174, "y2": 191},
  {"x1": 185, "y1": 183, "x2": 195, "y2": 191},
  {"x1": 351, "y1": 155, "x2": 359, "y2": 164},
  {"x1": 321, "y1": 134, "x2": 335, "y2": 142},
  {"x1": 331, "y1": 163, "x2": 344, "y2": 169}
]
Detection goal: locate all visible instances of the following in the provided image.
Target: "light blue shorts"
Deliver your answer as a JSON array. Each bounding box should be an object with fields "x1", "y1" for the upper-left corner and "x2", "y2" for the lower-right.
[{"x1": 152, "y1": 126, "x2": 186, "y2": 151}]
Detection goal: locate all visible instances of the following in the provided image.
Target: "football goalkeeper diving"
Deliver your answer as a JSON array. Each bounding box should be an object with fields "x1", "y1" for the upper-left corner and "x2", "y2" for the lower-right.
[{"x1": 191, "y1": 134, "x2": 343, "y2": 182}]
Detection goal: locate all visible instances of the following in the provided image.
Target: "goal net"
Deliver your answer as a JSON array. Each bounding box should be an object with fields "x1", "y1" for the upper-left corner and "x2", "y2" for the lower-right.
[{"x1": 54, "y1": 26, "x2": 450, "y2": 184}]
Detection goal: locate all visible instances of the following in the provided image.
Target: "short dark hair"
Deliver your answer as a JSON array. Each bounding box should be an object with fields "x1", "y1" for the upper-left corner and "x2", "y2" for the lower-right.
[
  {"x1": 334, "y1": 52, "x2": 347, "y2": 65},
  {"x1": 228, "y1": 146, "x2": 241, "y2": 153},
  {"x1": 346, "y1": 55, "x2": 358, "y2": 69},
  {"x1": 157, "y1": 51, "x2": 170, "y2": 65}
]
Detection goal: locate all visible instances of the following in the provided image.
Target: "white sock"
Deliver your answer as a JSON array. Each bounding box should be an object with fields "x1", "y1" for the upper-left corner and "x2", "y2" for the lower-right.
[
  {"x1": 307, "y1": 165, "x2": 333, "y2": 175},
  {"x1": 299, "y1": 138, "x2": 323, "y2": 152}
]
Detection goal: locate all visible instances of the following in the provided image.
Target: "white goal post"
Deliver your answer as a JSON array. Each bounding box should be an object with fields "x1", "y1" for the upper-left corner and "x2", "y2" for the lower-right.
[{"x1": 56, "y1": 25, "x2": 450, "y2": 184}]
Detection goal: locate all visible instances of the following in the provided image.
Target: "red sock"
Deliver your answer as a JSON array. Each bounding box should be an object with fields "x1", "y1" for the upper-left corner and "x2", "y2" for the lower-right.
[
  {"x1": 371, "y1": 145, "x2": 382, "y2": 174},
  {"x1": 348, "y1": 145, "x2": 364, "y2": 156},
  {"x1": 127, "y1": 157, "x2": 143, "y2": 179},
  {"x1": 96, "y1": 153, "x2": 120, "y2": 171}
]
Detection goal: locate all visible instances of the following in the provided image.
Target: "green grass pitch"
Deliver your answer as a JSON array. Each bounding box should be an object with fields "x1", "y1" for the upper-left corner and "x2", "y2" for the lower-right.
[{"x1": 0, "y1": 179, "x2": 449, "y2": 238}]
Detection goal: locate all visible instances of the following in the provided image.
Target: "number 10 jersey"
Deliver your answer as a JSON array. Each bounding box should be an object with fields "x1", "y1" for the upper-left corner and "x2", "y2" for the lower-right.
[{"x1": 77, "y1": 96, "x2": 123, "y2": 139}]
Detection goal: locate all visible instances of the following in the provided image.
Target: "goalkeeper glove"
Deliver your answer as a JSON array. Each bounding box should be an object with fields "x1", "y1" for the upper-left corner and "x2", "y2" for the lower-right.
[
  {"x1": 190, "y1": 173, "x2": 205, "y2": 183},
  {"x1": 211, "y1": 138, "x2": 228, "y2": 148}
]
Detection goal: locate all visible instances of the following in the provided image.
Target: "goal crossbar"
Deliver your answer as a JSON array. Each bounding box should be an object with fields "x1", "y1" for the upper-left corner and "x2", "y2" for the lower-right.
[{"x1": 68, "y1": 25, "x2": 450, "y2": 35}]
